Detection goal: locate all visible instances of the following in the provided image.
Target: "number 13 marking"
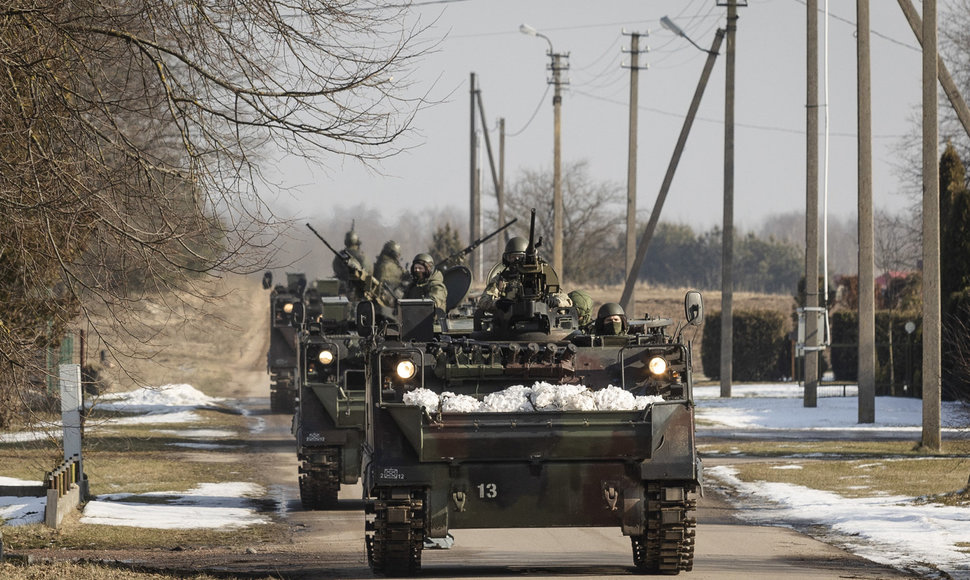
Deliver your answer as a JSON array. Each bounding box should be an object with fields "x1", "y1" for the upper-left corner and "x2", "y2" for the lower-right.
[{"x1": 477, "y1": 483, "x2": 498, "y2": 499}]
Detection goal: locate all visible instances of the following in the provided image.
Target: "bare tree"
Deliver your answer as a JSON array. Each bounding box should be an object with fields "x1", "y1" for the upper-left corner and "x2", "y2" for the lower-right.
[
  {"x1": 494, "y1": 161, "x2": 625, "y2": 285},
  {"x1": 0, "y1": 1, "x2": 427, "y2": 426}
]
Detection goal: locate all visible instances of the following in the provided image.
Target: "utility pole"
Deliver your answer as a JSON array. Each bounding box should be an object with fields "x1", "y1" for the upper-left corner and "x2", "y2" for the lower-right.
[
  {"x1": 805, "y1": 0, "x2": 820, "y2": 408},
  {"x1": 622, "y1": 31, "x2": 648, "y2": 316},
  {"x1": 551, "y1": 51, "x2": 569, "y2": 281},
  {"x1": 719, "y1": 0, "x2": 742, "y2": 398},
  {"x1": 469, "y1": 72, "x2": 481, "y2": 279},
  {"x1": 520, "y1": 24, "x2": 568, "y2": 279},
  {"x1": 498, "y1": 118, "x2": 507, "y2": 261},
  {"x1": 857, "y1": 0, "x2": 876, "y2": 424},
  {"x1": 921, "y1": 0, "x2": 942, "y2": 452}
]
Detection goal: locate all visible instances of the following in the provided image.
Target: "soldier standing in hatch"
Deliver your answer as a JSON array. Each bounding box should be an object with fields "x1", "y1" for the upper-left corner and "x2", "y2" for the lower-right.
[
  {"x1": 594, "y1": 302, "x2": 629, "y2": 335},
  {"x1": 373, "y1": 240, "x2": 406, "y2": 295},
  {"x1": 332, "y1": 228, "x2": 368, "y2": 295},
  {"x1": 402, "y1": 253, "x2": 447, "y2": 315},
  {"x1": 477, "y1": 237, "x2": 572, "y2": 313}
]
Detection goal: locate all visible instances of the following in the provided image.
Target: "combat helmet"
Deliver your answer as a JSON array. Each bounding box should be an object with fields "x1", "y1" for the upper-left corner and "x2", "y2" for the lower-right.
[
  {"x1": 595, "y1": 302, "x2": 628, "y2": 335},
  {"x1": 381, "y1": 240, "x2": 401, "y2": 260},
  {"x1": 502, "y1": 236, "x2": 529, "y2": 266},
  {"x1": 345, "y1": 229, "x2": 360, "y2": 248},
  {"x1": 411, "y1": 253, "x2": 435, "y2": 281}
]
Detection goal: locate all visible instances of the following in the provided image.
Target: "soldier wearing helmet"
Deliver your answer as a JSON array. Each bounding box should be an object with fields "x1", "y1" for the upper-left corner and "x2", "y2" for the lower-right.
[
  {"x1": 332, "y1": 226, "x2": 369, "y2": 296},
  {"x1": 568, "y1": 289, "x2": 594, "y2": 330},
  {"x1": 594, "y1": 302, "x2": 628, "y2": 336},
  {"x1": 373, "y1": 240, "x2": 405, "y2": 293},
  {"x1": 477, "y1": 237, "x2": 572, "y2": 313},
  {"x1": 403, "y1": 253, "x2": 448, "y2": 314}
]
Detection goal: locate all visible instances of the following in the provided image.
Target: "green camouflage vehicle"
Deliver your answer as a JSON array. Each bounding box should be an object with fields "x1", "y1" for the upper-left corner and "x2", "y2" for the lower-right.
[
  {"x1": 262, "y1": 272, "x2": 307, "y2": 414},
  {"x1": 359, "y1": 213, "x2": 705, "y2": 576},
  {"x1": 294, "y1": 278, "x2": 367, "y2": 509}
]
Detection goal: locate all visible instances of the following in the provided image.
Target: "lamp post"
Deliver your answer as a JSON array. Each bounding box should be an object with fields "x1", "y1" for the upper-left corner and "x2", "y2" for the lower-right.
[{"x1": 520, "y1": 23, "x2": 568, "y2": 280}]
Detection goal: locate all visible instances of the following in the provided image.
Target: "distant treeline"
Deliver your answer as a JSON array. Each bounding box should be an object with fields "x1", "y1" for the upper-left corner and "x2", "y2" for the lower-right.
[{"x1": 634, "y1": 223, "x2": 802, "y2": 294}]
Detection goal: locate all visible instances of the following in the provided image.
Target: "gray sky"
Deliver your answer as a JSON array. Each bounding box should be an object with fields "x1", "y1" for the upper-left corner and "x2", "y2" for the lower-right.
[{"x1": 266, "y1": 0, "x2": 928, "y2": 238}]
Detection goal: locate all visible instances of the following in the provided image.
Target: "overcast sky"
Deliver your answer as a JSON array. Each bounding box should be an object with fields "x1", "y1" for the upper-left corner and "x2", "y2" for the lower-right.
[{"x1": 265, "y1": 0, "x2": 936, "y2": 239}]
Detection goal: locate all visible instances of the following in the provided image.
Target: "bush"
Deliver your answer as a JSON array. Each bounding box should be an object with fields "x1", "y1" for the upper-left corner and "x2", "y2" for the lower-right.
[{"x1": 702, "y1": 309, "x2": 791, "y2": 381}]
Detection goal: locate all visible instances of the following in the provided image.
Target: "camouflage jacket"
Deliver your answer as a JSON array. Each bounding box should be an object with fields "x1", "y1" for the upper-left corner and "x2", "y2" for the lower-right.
[
  {"x1": 403, "y1": 269, "x2": 447, "y2": 312},
  {"x1": 373, "y1": 254, "x2": 405, "y2": 292}
]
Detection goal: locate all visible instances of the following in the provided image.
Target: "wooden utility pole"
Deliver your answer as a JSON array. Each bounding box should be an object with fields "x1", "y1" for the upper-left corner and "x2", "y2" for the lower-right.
[
  {"x1": 551, "y1": 52, "x2": 567, "y2": 282},
  {"x1": 469, "y1": 72, "x2": 480, "y2": 279},
  {"x1": 857, "y1": 0, "x2": 876, "y2": 423},
  {"x1": 498, "y1": 118, "x2": 507, "y2": 261},
  {"x1": 921, "y1": 0, "x2": 942, "y2": 452},
  {"x1": 622, "y1": 31, "x2": 646, "y2": 316},
  {"x1": 804, "y1": 0, "x2": 820, "y2": 408},
  {"x1": 720, "y1": 0, "x2": 739, "y2": 398}
]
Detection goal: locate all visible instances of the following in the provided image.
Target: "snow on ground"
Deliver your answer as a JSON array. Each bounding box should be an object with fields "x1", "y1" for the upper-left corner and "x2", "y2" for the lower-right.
[
  {"x1": 2, "y1": 382, "x2": 969, "y2": 577},
  {"x1": 80, "y1": 482, "x2": 269, "y2": 529},
  {"x1": 696, "y1": 383, "x2": 970, "y2": 580}
]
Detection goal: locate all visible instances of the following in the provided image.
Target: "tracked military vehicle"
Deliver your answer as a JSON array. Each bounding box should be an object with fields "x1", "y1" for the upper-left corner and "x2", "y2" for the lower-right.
[
  {"x1": 359, "y1": 211, "x2": 704, "y2": 575},
  {"x1": 294, "y1": 277, "x2": 368, "y2": 508},
  {"x1": 262, "y1": 272, "x2": 307, "y2": 413}
]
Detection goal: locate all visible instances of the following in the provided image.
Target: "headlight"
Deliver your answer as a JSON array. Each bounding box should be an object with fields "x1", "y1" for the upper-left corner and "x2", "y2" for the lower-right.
[
  {"x1": 283, "y1": 302, "x2": 294, "y2": 314},
  {"x1": 648, "y1": 356, "x2": 668, "y2": 375},
  {"x1": 318, "y1": 350, "x2": 334, "y2": 365},
  {"x1": 396, "y1": 360, "x2": 417, "y2": 380}
]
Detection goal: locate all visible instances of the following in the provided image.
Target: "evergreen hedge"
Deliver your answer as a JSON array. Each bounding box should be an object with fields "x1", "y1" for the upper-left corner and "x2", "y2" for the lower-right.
[{"x1": 701, "y1": 309, "x2": 791, "y2": 381}]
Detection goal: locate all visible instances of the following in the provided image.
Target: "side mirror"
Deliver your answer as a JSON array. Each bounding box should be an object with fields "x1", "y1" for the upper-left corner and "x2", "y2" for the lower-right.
[
  {"x1": 262, "y1": 271, "x2": 273, "y2": 290},
  {"x1": 684, "y1": 290, "x2": 703, "y2": 327}
]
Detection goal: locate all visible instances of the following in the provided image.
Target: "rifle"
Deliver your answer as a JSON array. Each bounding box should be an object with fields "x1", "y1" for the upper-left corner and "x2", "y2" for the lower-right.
[
  {"x1": 306, "y1": 223, "x2": 396, "y2": 307},
  {"x1": 437, "y1": 218, "x2": 518, "y2": 270}
]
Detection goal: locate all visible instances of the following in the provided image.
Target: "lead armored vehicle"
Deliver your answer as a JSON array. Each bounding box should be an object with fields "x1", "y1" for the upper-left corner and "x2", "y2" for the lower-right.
[{"x1": 359, "y1": 212, "x2": 704, "y2": 575}]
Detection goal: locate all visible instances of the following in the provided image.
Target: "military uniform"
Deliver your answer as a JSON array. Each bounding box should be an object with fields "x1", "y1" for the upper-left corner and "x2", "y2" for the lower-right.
[
  {"x1": 332, "y1": 229, "x2": 368, "y2": 297},
  {"x1": 373, "y1": 241, "x2": 405, "y2": 293},
  {"x1": 403, "y1": 253, "x2": 448, "y2": 313}
]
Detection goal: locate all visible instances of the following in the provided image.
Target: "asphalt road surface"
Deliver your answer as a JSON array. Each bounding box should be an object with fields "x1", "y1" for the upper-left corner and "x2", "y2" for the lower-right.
[{"x1": 238, "y1": 396, "x2": 921, "y2": 580}]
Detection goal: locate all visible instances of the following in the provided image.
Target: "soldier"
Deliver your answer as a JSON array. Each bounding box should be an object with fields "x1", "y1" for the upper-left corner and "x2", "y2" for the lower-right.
[
  {"x1": 402, "y1": 253, "x2": 447, "y2": 314},
  {"x1": 373, "y1": 240, "x2": 405, "y2": 293},
  {"x1": 478, "y1": 237, "x2": 571, "y2": 313},
  {"x1": 332, "y1": 228, "x2": 368, "y2": 295},
  {"x1": 594, "y1": 302, "x2": 629, "y2": 336},
  {"x1": 568, "y1": 289, "x2": 594, "y2": 330}
]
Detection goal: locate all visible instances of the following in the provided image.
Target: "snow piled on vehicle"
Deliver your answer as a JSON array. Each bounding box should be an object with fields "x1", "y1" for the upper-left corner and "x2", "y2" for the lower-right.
[{"x1": 403, "y1": 382, "x2": 662, "y2": 413}]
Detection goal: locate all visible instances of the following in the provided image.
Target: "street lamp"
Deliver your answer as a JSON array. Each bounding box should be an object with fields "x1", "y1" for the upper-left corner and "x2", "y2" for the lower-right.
[
  {"x1": 660, "y1": 15, "x2": 712, "y2": 54},
  {"x1": 520, "y1": 22, "x2": 567, "y2": 280}
]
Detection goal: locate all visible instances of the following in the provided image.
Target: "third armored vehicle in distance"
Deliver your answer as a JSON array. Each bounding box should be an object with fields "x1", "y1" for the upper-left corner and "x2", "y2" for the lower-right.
[{"x1": 358, "y1": 210, "x2": 705, "y2": 576}]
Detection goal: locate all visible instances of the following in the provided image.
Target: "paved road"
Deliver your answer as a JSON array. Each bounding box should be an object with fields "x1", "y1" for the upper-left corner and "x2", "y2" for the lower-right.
[{"x1": 238, "y1": 398, "x2": 920, "y2": 579}]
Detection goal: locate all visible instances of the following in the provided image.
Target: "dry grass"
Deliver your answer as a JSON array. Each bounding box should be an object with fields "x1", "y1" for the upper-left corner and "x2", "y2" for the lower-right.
[
  {"x1": 0, "y1": 561, "x2": 240, "y2": 580},
  {"x1": 702, "y1": 440, "x2": 970, "y2": 502}
]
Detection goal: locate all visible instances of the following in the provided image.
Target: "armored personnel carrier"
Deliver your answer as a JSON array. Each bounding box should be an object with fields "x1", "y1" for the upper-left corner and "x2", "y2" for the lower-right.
[
  {"x1": 262, "y1": 272, "x2": 307, "y2": 413},
  {"x1": 294, "y1": 277, "x2": 368, "y2": 508},
  {"x1": 358, "y1": 212, "x2": 704, "y2": 575}
]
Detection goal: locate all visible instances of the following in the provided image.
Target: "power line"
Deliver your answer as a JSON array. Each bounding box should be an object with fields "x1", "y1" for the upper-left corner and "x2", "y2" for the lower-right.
[
  {"x1": 789, "y1": 0, "x2": 920, "y2": 52},
  {"x1": 507, "y1": 84, "x2": 551, "y2": 137},
  {"x1": 571, "y1": 88, "x2": 905, "y2": 139}
]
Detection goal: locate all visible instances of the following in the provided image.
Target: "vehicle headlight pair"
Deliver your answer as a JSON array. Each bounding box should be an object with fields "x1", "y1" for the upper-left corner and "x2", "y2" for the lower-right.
[{"x1": 648, "y1": 356, "x2": 668, "y2": 375}]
